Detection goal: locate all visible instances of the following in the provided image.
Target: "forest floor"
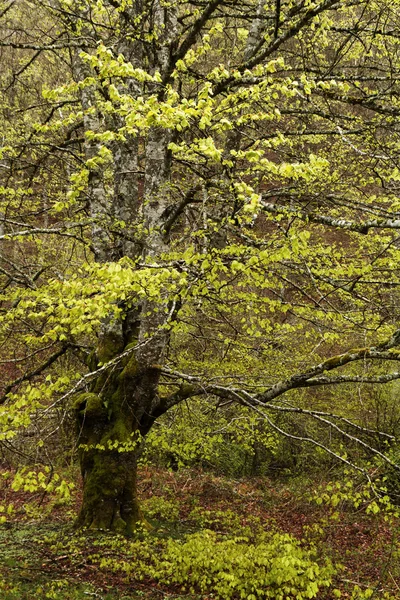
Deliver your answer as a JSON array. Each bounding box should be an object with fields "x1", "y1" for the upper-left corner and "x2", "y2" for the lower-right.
[{"x1": 0, "y1": 466, "x2": 399, "y2": 600}]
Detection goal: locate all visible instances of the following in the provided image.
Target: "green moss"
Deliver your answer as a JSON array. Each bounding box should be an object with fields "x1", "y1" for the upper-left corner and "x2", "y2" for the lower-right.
[
  {"x1": 179, "y1": 382, "x2": 198, "y2": 398},
  {"x1": 72, "y1": 393, "x2": 105, "y2": 418},
  {"x1": 73, "y1": 340, "x2": 144, "y2": 535},
  {"x1": 97, "y1": 333, "x2": 124, "y2": 363},
  {"x1": 102, "y1": 417, "x2": 131, "y2": 445},
  {"x1": 76, "y1": 450, "x2": 142, "y2": 534},
  {"x1": 111, "y1": 513, "x2": 131, "y2": 534},
  {"x1": 323, "y1": 348, "x2": 369, "y2": 370},
  {"x1": 322, "y1": 355, "x2": 350, "y2": 370},
  {"x1": 124, "y1": 341, "x2": 138, "y2": 352},
  {"x1": 119, "y1": 355, "x2": 139, "y2": 379},
  {"x1": 80, "y1": 456, "x2": 126, "y2": 510},
  {"x1": 86, "y1": 350, "x2": 98, "y2": 371},
  {"x1": 92, "y1": 372, "x2": 114, "y2": 395}
]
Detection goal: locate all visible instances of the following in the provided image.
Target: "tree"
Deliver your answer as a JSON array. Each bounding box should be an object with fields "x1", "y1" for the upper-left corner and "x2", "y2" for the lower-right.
[{"x1": 2, "y1": 0, "x2": 400, "y2": 534}]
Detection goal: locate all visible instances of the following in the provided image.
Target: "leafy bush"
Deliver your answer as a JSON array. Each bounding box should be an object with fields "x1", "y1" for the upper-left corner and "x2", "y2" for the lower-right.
[
  {"x1": 377, "y1": 446, "x2": 400, "y2": 506},
  {"x1": 0, "y1": 467, "x2": 76, "y2": 523},
  {"x1": 143, "y1": 400, "x2": 281, "y2": 476},
  {"x1": 11, "y1": 468, "x2": 75, "y2": 504},
  {"x1": 142, "y1": 496, "x2": 180, "y2": 522},
  {"x1": 159, "y1": 530, "x2": 335, "y2": 599},
  {"x1": 310, "y1": 470, "x2": 400, "y2": 517},
  {"x1": 75, "y1": 517, "x2": 335, "y2": 599},
  {"x1": 187, "y1": 507, "x2": 243, "y2": 531}
]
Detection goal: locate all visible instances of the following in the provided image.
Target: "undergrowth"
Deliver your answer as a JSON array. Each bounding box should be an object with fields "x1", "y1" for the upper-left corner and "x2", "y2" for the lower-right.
[{"x1": 0, "y1": 466, "x2": 399, "y2": 600}]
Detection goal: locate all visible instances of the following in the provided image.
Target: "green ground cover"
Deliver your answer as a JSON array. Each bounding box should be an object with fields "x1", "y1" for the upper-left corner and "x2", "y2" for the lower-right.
[{"x1": 1, "y1": 468, "x2": 399, "y2": 600}]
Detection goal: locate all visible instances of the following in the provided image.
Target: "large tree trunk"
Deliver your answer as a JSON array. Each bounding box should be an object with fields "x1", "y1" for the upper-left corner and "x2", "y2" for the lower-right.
[
  {"x1": 70, "y1": 0, "x2": 178, "y2": 534},
  {"x1": 72, "y1": 325, "x2": 161, "y2": 534},
  {"x1": 74, "y1": 431, "x2": 142, "y2": 534}
]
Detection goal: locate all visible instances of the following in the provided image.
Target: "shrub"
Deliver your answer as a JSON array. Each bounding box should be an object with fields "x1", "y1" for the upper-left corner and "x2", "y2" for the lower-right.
[
  {"x1": 142, "y1": 496, "x2": 180, "y2": 522},
  {"x1": 158, "y1": 530, "x2": 335, "y2": 599}
]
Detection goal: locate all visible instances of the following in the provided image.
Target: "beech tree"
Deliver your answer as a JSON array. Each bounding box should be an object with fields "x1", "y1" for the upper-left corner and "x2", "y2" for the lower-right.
[{"x1": 2, "y1": 0, "x2": 400, "y2": 534}]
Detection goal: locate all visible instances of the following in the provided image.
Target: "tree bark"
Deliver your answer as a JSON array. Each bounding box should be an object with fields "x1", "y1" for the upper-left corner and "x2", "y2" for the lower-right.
[
  {"x1": 75, "y1": 433, "x2": 142, "y2": 534},
  {"x1": 70, "y1": 0, "x2": 178, "y2": 534},
  {"x1": 72, "y1": 326, "x2": 161, "y2": 534}
]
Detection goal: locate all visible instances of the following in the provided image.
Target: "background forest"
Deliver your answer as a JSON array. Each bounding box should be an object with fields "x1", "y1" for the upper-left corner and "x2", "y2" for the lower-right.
[{"x1": 1, "y1": 0, "x2": 400, "y2": 597}]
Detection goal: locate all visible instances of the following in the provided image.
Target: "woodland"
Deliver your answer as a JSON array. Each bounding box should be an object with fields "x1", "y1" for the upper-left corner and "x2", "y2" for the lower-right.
[{"x1": 1, "y1": 0, "x2": 400, "y2": 598}]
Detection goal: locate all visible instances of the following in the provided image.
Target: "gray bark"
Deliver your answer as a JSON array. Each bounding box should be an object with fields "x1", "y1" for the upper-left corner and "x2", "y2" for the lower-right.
[{"x1": 72, "y1": 50, "x2": 111, "y2": 263}]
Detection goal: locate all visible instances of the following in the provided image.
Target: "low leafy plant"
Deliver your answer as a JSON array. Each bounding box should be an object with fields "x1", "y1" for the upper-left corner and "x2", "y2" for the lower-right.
[
  {"x1": 310, "y1": 473, "x2": 399, "y2": 518},
  {"x1": 63, "y1": 517, "x2": 335, "y2": 599},
  {"x1": 0, "y1": 467, "x2": 76, "y2": 523},
  {"x1": 158, "y1": 530, "x2": 335, "y2": 600},
  {"x1": 142, "y1": 496, "x2": 180, "y2": 522},
  {"x1": 187, "y1": 507, "x2": 243, "y2": 531}
]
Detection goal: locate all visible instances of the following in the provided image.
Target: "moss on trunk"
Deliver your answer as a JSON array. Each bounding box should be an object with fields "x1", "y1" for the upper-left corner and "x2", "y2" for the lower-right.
[
  {"x1": 72, "y1": 319, "x2": 162, "y2": 535},
  {"x1": 75, "y1": 448, "x2": 141, "y2": 535},
  {"x1": 73, "y1": 356, "x2": 144, "y2": 535}
]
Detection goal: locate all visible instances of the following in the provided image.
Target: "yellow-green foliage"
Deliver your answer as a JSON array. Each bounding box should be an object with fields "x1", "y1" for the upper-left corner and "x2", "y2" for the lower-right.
[
  {"x1": 11, "y1": 467, "x2": 75, "y2": 504},
  {"x1": 310, "y1": 472, "x2": 399, "y2": 519},
  {"x1": 144, "y1": 400, "x2": 279, "y2": 475},
  {"x1": 187, "y1": 507, "x2": 243, "y2": 530},
  {"x1": 89, "y1": 531, "x2": 334, "y2": 599},
  {"x1": 143, "y1": 496, "x2": 180, "y2": 522},
  {"x1": 70, "y1": 522, "x2": 335, "y2": 599},
  {"x1": 0, "y1": 467, "x2": 75, "y2": 523},
  {"x1": 159, "y1": 530, "x2": 335, "y2": 599}
]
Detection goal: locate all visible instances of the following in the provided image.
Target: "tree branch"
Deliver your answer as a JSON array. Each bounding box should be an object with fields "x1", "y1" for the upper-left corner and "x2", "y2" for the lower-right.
[
  {"x1": 260, "y1": 199, "x2": 400, "y2": 234},
  {"x1": 0, "y1": 345, "x2": 70, "y2": 405}
]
